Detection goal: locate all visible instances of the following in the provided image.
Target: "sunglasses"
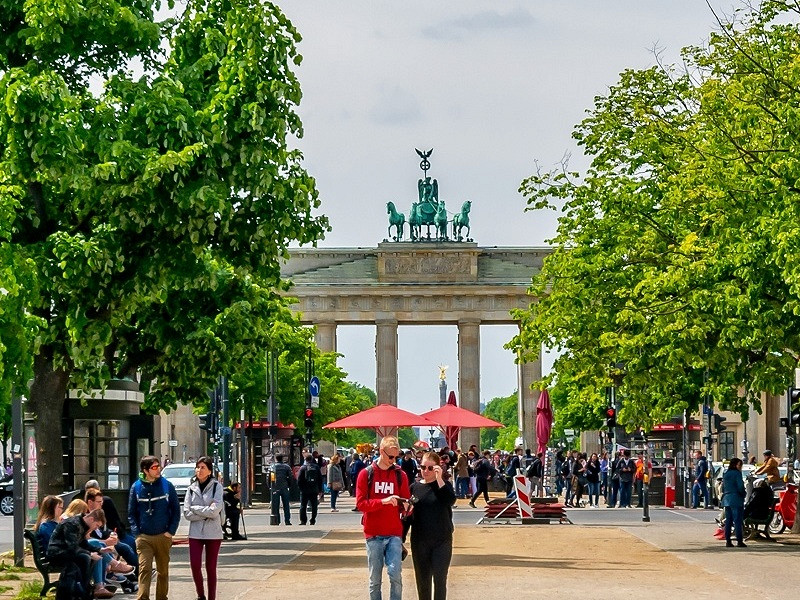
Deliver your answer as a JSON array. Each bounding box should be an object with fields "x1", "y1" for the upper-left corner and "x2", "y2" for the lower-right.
[
  {"x1": 421, "y1": 465, "x2": 436, "y2": 472},
  {"x1": 149, "y1": 464, "x2": 161, "y2": 471},
  {"x1": 383, "y1": 450, "x2": 398, "y2": 460}
]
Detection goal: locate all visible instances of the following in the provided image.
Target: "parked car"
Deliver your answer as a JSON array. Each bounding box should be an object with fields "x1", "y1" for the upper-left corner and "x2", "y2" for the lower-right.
[
  {"x1": 160, "y1": 463, "x2": 195, "y2": 501},
  {"x1": 0, "y1": 476, "x2": 13, "y2": 516}
]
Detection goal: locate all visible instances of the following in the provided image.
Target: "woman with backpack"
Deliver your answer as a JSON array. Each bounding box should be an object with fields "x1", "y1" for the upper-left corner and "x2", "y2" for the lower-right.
[{"x1": 183, "y1": 456, "x2": 224, "y2": 600}]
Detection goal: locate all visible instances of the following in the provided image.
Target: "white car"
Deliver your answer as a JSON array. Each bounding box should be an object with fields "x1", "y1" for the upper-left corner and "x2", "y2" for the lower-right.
[{"x1": 160, "y1": 463, "x2": 196, "y2": 500}]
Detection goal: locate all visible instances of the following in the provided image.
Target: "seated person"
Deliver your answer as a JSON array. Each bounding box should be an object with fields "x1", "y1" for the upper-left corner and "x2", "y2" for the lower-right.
[
  {"x1": 46, "y1": 507, "x2": 114, "y2": 599},
  {"x1": 84, "y1": 479, "x2": 137, "y2": 549},
  {"x1": 85, "y1": 488, "x2": 137, "y2": 577},
  {"x1": 754, "y1": 450, "x2": 782, "y2": 486},
  {"x1": 224, "y1": 482, "x2": 245, "y2": 540},
  {"x1": 34, "y1": 495, "x2": 64, "y2": 554},
  {"x1": 63, "y1": 499, "x2": 133, "y2": 591}
]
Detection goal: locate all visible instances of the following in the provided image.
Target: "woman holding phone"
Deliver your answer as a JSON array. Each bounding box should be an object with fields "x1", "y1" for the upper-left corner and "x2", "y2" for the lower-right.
[{"x1": 403, "y1": 451, "x2": 456, "y2": 600}]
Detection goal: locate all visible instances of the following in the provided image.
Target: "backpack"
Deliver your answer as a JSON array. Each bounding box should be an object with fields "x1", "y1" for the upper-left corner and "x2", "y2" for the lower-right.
[
  {"x1": 303, "y1": 464, "x2": 321, "y2": 491},
  {"x1": 487, "y1": 461, "x2": 497, "y2": 479},
  {"x1": 527, "y1": 457, "x2": 543, "y2": 479},
  {"x1": 560, "y1": 460, "x2": 572, "y2": 478},
  {"x1": 55, "y1": 561, "x2": 89, "y2": 600}
]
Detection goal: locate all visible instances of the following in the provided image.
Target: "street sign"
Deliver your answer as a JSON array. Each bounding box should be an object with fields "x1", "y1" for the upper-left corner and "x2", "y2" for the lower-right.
[
  {"x1": 309, "y1": 376, "x2": 320, "y2": 397},
  {"x1": 311, "y1": 395, "x2": 320, "y2": 408},
  {"x1": 563, "y1": 429, "x2": 575, "y2": 436},
  {"x1": 167, "y1": 440, "x2": 178, "y2": 447}
]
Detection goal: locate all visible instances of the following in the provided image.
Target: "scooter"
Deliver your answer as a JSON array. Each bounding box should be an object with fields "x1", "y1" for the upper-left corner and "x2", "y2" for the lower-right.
[{"x1": 768, "y1": 481, "x2": 797, "y2": 534}]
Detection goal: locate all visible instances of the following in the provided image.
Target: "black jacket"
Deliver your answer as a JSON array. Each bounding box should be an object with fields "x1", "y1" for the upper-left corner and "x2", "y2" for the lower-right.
[
  {"x1": 46, "y1": 515, "x2": 91, "y2": 563},
  {"x1": 298, "y1": 462, "x2": 323, "y2": 495}
]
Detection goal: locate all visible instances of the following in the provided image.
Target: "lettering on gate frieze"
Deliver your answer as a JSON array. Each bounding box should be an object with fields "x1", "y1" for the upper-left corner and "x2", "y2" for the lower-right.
[{"x1": 383, "y1": 255, "x2": 471, "y2": 276}]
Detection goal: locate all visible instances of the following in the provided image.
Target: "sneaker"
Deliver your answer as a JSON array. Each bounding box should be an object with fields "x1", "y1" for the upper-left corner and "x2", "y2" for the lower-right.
[
  {"x1": 725, "y1": 541, "x2": 734, "y2": 547},
  {"x1": 310, "y1": 519, "x2": 316, "y2": 525},
  {"x1": 737, "y1": 542, "x2": 747, "y2": 547},
  {"x1": 468, "y1": 502, "x2": 476, "y2": 508},
  {"x1": 111, "y1": 560, "x2": 135, "y2": 575},
  {"x1": 93, "y1": 585, "x2": 115, "y2": 599},
  {"x1": 331, "y1": 509, "x2": 339, "y2": 513}
]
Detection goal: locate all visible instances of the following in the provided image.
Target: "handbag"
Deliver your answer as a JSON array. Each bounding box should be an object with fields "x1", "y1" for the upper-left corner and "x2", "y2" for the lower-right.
[{"x1": 330, "y1": 480, "x2": 344, "y2": 492}]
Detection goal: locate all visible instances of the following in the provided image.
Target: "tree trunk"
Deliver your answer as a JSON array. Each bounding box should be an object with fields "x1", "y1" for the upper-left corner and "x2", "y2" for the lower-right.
[{"x1": 27, "y1": 352, "x2": 70, "y2": 500}]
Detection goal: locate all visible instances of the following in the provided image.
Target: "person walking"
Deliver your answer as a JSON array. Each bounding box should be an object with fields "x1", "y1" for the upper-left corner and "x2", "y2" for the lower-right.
[
  {"x1": 128, "y1": 455, "x2": 181, "y2": 600},
  {"x1": 617, "y1": 450, "x2": 635, "y2": 508},
  {"x1": 599, "y1": 452, "x2": 609, "y2": 500},
  {"x1": 468, "y1": 450, "x2": 492, "y2": 508},
  {"x1": 691, "y1": 450, "x2": 710, "y2": 509},
  {"x1": 721, "y1": 457, "x2": 747, "y2": 547},
  {"x1": 453, "y1": 450, "x2": 469, "y2": 500},
  {"x1": 298, "y1": 454, "x2": 323, "y2": 525},
  {"x1": 356, "y1": 435, "x2": 411, "y2": 600},
  {"x1": 328, "y1": 454, "x2": 345, "y2": 512},
  {"x1": 183, "y1": 456, "x2": 224, "y2": 600},
  {"x1": 404, "y1": 451, "x2": 456, "y2": 600},
  {"x1": 270, "y1": 454, "x2": 294, "y2": 525},
  {"x1": 608, "y1": 450, "x2": 621, "y2": 508}
]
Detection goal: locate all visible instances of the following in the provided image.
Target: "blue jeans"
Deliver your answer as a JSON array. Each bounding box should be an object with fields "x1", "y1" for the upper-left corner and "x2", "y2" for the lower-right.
[
  {"x1": 330, "y1": 489, "x2": 340, "y2": 509},
  {"x1": 271, "y1": 488, "x2": 291, "y2": 523},
  {"x1": 365, "y1": 535, "x2": 402, "y2": 600},
  {"x1": 724, "y1": 505, "x2": 743, "y2": 543},
  {"x1": 587, "y1": 481, "x2": 600, "y2": 505},
  {"x1": 619, "y1": 480, "x2": 632, "y2": 507},
  {"x1": 692, "y1": 480, "x2": 709, "y2": 508},
  {"x1": 456, "y1": 477, "x2": 470, "y2": 498}
]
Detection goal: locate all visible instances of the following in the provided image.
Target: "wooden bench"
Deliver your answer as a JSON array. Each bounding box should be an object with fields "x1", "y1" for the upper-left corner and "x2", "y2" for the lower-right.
[{"x1": 23, "y1": 529, "x2": 61, "y2": 597}]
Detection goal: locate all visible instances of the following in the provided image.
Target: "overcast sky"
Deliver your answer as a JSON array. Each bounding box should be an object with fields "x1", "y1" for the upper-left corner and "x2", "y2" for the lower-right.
[{"x1": 278, "y1": 1, "x2": 733, "y2": 421}]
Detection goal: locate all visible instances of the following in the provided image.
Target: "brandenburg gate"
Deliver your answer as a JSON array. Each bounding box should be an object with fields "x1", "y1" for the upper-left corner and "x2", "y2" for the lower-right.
[{"x1": 280, "y1": 242, "x2": 550, "y2": 451}]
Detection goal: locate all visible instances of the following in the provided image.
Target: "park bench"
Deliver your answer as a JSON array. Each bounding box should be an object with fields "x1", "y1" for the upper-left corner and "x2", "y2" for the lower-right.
[{"x1": 23, "y1": 529, "x2": 60, "y2": 597}]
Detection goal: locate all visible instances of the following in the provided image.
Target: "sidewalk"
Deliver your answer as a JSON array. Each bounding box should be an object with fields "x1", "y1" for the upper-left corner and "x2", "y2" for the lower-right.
[{"x1": 10, "y1": 493, "x2": 798, "y2": 599}]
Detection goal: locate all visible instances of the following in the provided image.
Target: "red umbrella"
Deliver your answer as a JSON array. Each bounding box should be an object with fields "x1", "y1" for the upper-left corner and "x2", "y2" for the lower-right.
[
  {"x1": 536, "y1": 389, "x2": 553, "y2": 455},
  {"x1": 322, "y1": 403, "x2": 436, "y2": 438},
  {"x1": 421, "y1": 403, "x2": 504, "y2": 449},
  {"x1": 447, "y1": 391, "x2": 457, "y2": 406}
]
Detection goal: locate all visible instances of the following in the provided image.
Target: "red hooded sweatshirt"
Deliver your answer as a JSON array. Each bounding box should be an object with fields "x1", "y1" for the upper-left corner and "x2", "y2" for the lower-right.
[{"x1": 356, "y1": 464, "x2": 410, "y2": 538}]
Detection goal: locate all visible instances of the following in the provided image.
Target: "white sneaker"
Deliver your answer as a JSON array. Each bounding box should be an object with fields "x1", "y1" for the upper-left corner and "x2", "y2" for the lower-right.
[{"x1": 331, "y1": 508, "x2": 339, "y2": 513}]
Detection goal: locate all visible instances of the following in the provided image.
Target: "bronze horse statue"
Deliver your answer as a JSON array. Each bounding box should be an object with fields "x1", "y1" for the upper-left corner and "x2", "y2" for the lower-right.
[
  {"x1": 435, "y1": 201, "x2": 449, "y2": 241},
  {"x1": 386, "y1": 201, "x2": 405, "y2": 241},
  {"x1": 452, "y1": 200, "x2": 471, "y2": 241}
]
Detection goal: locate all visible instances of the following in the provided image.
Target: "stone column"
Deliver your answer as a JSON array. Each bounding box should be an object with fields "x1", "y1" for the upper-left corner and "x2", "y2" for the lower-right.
[
  {"x1": 314, "y1": 322, "x2": 337, "y2": 354},
  {"x1": 519, "y1": 356, "x2": 542, "y2": 452},
  {"x1": 375, "y1": 320, "x2": 398, "y2": 407},
  {"x1": 458, "y1": 320, "x2": 481, "y2": 450}
]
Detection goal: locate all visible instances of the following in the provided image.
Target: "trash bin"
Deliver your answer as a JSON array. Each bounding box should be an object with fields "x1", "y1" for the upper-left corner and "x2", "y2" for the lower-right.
[{"x1": 664, "y1": 466, "x2": 676, "y2": 508}]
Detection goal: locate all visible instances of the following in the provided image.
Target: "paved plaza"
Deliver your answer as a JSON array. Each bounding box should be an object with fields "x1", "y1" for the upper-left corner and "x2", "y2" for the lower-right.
[{"x1": 7, "y1": 494, "x2": 794, "y2": 600}]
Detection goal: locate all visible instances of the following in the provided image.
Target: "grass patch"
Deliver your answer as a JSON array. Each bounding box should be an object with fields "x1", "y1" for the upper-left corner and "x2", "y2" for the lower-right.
[
  {"x1": 0, "y1": 573, "x2": 21, "y2": 580},
  {"x1": 13, "y1": 581, "x2": 42, "y2": 600},
  {"x1": 0, "y1": 561, "x2": 34, "y2": 573},
  {"x1": 0, "y1": 585, "x2": 12, "y2": 594}
]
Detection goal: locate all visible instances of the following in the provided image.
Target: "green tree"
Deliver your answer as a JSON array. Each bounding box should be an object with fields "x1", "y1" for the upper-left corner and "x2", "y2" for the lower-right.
[
  {"x1": 1, "y1": 0, "x2": 328, "y2": 496},
  {"x1": 510, "y1": 0, "x2": 800, "y2": 432},
  {"x1": 481, "y1": 392, "x2": 517, "y2": 450}
]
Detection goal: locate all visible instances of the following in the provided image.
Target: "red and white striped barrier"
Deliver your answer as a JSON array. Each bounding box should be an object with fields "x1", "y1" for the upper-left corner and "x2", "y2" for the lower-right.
[{"x1": 514, "y1": 475, "x2": 533, "y2": 519}]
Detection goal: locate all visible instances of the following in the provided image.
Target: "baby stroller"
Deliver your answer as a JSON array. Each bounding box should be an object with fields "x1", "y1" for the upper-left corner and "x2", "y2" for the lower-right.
[{"x1": 742, "y1": 478, "x2": 778, "y2": 539}]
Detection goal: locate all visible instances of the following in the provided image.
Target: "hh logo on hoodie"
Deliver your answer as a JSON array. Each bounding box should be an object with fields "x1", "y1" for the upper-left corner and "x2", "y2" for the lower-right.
[{"x1": 374, "y1": 481, "x2": 395, "y2": 495}]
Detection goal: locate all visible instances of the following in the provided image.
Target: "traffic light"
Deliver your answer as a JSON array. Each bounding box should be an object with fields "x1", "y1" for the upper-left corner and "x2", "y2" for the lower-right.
[
  {"x1": 712, "y1": 413, "x2": 727, "y2": 434},
  {"x1": 605, "y1": 407, "x2": 617, "y2": 429},
  {"x1": 790, "y1": 388, "x2": 800, "y2": 425},
  {"x1": 199, "y1": 412, "x2": 214, "y2": 432},
  {"x1": 304, "y1": 408, "x2": 314, "y2": 429}
]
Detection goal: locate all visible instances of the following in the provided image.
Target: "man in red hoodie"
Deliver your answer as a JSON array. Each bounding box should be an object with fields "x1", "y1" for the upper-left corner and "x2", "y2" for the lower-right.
[{"x1": 356, "y1": 435, "x2": 410, "y2": 600}]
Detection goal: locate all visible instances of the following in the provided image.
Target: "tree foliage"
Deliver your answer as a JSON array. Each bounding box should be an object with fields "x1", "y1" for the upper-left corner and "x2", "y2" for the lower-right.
[
  {"x1": 480, "y1": 392, "x2": 517, "y2": 450},
  {"x1": 511, "y1": 0, "x2": 800, "y2": 432},
  {"x1": 0, "y1": 0, "x2": 328, "y2": 495}
]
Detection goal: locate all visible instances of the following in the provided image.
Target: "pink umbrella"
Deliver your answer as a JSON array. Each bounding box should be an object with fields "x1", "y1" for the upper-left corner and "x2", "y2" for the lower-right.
[{"x1": 536, "y1": 389, "x2": 553, "y2": 455}]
